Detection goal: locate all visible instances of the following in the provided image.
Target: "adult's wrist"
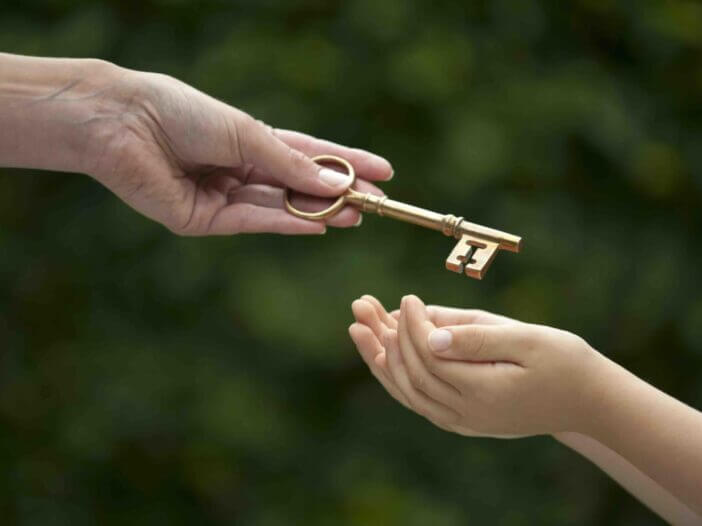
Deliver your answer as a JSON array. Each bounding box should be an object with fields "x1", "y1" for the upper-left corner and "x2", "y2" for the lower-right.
[{"x1": 0, "y1": 53, "x2": 125, "y2": 175}]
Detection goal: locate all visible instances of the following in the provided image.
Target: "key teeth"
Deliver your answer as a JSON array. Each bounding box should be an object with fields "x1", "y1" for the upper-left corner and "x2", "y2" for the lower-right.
[
  {"x1": 446, "y1": 236, "x2": 499, "y2": 280},
  {"x1": 465, "y1": 264, "x2": 488, "y2": 280},
  {"x1": 445, "y1": 260, "x2": 465, "y2": 274},
  {"x1": 446, "y1": 242, "x2": 469, "y2": 274}
]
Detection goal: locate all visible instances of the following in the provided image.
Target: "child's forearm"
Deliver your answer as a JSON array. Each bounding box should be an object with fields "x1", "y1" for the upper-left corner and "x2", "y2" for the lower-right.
[
  {"x1": 581, "y1": 355, "x2": 702, "y2": 516},
  {"x1": 555, "y1": 432, "x2": 699, "y2": 524}
]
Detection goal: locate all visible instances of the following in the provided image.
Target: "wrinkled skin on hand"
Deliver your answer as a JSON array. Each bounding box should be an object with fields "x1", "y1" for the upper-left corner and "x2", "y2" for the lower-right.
[{"x1": 79, "y1": 67, "x2": 393, "y2": 235}]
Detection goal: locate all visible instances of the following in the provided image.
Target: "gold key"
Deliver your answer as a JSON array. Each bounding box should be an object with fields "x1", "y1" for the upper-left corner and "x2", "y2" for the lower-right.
[{"x1": 284, "y1": 155, "x2": 522, "y2": 279}]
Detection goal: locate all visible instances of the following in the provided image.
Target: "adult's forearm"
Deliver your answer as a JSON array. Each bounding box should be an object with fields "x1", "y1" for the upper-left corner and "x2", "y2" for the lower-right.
[
  {"x1": 555, "y1": 432, "x2": 699, "y2": 524},
  {"x1": 0, "y1": 53, "x2": 123, "y2": 174},
  {"x1": 581, "y1": 356, "x2": 702, "y2": 516}
]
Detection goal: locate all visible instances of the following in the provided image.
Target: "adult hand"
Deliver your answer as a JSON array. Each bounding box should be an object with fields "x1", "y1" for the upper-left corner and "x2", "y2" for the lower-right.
[{"x1": 0, "y1": 54, "x2": 393, "y2": 234}]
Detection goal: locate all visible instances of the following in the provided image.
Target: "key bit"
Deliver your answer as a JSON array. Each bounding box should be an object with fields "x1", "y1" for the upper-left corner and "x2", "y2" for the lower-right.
[
  {"x1": 446, "y1": 236, "x2": 499, "y2": 280},
  {"x1": 346, "y1": 194, "x2": 521, "y2": 279}
]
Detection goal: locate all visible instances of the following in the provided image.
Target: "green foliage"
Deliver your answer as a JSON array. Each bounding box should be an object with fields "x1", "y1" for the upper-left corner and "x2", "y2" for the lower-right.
[{"x1": 2, "y1": 1, "x2": 701, "y2": 524}]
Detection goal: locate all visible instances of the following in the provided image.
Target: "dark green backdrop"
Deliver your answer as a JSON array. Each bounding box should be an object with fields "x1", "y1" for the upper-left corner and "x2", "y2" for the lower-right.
[{"x1": 2, "y1": 1, "x2": 701, "y2": 524}]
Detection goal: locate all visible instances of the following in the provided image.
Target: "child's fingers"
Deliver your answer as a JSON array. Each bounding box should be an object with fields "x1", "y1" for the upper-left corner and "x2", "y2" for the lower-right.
[
  {"x1": 425, "y1": 306, "x2": 515, "y2": 327},
  {"x1": 348, "y1": 323, "x2": 410, "y2": 408},
  {"x1": 349, "y1": 322, "x2": 383, "y2": 361},
  {"x1": 360, "y1": 295, "x2": 398, "y2": 330},
  {"x1": 403, "y1": 295, "x2": 449, "y2": 366},
  {"x1": 436, "y1": 360, "x2": 523, "y2": 402},
  {"x1": 396, "y1": 297, "x2": 463, "y2": 407},
  {"x1": 397, "y1": 303, "x2": 508, "y2": 329},
  {"x1": 400, "y1": 296, "x2": 465, "y2": 397},
  {"x1": 431, "y1": 324, "x2": 530, "y2": 364},
  {"x1": 383, "y1": 329, "x2": 460, "y2": 426},
  {"x1": 351, "y1": 299, "x2": 388, "y2": 340}
]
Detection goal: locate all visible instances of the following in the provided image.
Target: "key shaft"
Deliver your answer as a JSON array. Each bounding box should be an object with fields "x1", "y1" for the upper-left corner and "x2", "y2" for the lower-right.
[{"x1": 345, "y1": 189, "x2": 521, "y2": 252}]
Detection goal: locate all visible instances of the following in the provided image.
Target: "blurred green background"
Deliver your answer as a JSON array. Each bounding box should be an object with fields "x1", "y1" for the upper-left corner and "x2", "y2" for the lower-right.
[{"x1": 2, "y1": 0, "x2": 702, "y2": 524}]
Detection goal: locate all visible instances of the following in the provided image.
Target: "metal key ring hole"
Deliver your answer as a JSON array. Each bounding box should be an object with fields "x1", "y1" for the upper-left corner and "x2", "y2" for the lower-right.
[{"x1": 284, "y1": 154, "x2": 356, "y2": 220}]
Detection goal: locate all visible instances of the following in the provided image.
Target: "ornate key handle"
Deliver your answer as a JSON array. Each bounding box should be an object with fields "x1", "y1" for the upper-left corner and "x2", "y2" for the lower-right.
[
  {"x1": 284, "y1": 155, "x2": 522, "y2": 279},
  {"x1": 283, "y1": 155, "x2": 358, "y2": 220}
]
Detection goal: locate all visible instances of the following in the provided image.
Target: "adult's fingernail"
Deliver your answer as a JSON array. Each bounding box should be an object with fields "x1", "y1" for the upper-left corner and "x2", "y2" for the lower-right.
[
  {"x1": 428, "y1": 329, "x2": 452, "y2": 352},
  {"x1": 354, "y1": 215, "x2": 363, "y2": 227},
  {"x1": 319, "y1": 168, "x2": 350, "y2": 187},
  {"x1": 388, "y1": 169, "x2": 395, "y2": 180}
]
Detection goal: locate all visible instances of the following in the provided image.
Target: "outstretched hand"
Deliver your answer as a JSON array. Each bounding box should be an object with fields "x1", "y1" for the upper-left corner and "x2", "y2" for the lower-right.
[
  {"x1": 79, "y1": 65, "x2": 393, "y2": 235},
  {"x1": 349, "y1": 295, "x2": 603, "y2": 438}
]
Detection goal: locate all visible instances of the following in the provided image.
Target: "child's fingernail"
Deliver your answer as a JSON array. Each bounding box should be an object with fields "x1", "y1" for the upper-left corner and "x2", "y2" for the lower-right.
[
  {"x1": 319, "y1": 168, "x2": 350, "y2": 187},
  {"x1": 428, "y1": 329, "x2": 452, "y2": 352}
]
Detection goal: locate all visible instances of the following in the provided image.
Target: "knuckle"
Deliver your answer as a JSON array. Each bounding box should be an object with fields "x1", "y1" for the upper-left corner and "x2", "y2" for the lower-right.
[
  {"x1": 408, "y1": 370, "x2": 424, "y2": 390},
  {"x1": 236, "y1": 111, "x2": 256, "y2": 129},
  {"x1": 286, "y1": 145, "x2": 310, "y2": 171},
  {"x1": 472, "y1": 309, "x2": 491, "y2": 321},
  {"x1": 519, "y1": 325, "x2": 546, "y2": 351},
  {"x1": 424, "y1": 356, "x2": 437, "y2": 373},
  {"x1": 562, "y1": 330, "x2": 588, "y2": 350},
  {"x1": 256, "y1": 119, "x2": 274, "y2": 135},
  {"x1": 230, "y1": 112, "x2": 255, "y2": 163},
  {"x1": 467, "y1": 327, "x2": 487, "y2": 357},
  {"x1": 234, "y1": 112, "x2": 256, "y2": 140}
]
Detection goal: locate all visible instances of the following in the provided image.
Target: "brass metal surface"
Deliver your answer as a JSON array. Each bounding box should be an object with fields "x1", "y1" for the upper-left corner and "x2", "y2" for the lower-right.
[{"x1": 284, "y1": 155, "x2": 522, "y2": 279}]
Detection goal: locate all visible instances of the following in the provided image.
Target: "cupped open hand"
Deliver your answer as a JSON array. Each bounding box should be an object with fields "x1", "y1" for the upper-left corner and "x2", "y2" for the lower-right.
[{"x1": 349, "y1": 295, "x2": 602, "y2": 438}]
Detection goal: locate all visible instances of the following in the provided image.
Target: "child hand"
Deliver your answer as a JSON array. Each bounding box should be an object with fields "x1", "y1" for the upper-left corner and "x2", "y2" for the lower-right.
[
  {"x1": 349, "y1": 295, "x2": 519, "y2": 437},
  {"x1": 349, "y1": 295, "x2": 606, "y2": 438}
]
